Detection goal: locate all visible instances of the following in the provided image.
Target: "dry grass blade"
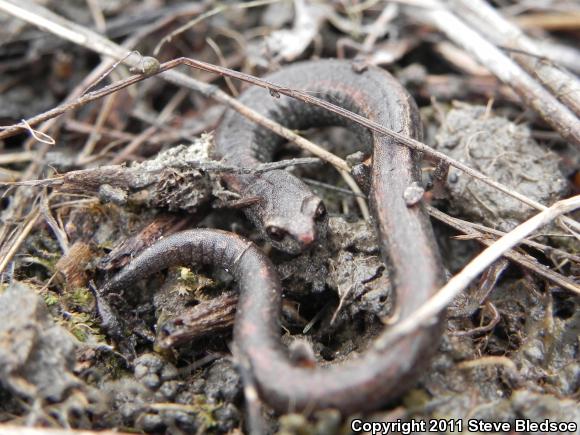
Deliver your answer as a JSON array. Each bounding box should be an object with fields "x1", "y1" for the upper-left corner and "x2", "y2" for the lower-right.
[
  {"x1": 428, "y1": 206, "x2": 580, "y2": 293},
  {"x1": 375, "y1": 195, "x2": 580, "y2": 351}
]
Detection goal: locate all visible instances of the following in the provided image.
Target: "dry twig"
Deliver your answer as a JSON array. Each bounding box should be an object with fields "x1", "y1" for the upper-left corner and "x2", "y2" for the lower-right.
[
  {"x1": 428, "y1": 206, "x2": 579, "y2": 293},
  {"x1": 402, "y1": 0, "x2": 580, "y2": 148},
  {"x1": 376, "y1": 195, "x2": 580, "y2": 351},
  {"x1": 451, "y1": 0, "x2": 580, "y2": 117}
]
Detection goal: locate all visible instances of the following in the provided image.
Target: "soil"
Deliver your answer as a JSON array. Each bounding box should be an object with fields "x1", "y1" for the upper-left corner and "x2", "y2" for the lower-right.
[{"x1": 0, "y1": 1, "x2": 578, "y2": 434}]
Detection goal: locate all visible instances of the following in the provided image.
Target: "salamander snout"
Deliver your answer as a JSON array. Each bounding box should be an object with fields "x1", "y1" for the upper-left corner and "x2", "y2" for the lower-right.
[
  {"x1": 263, "y1": 196, "x2": 328, "y2": 254},
  {"x1": 297, "y1": 230, "x2": 315, "y2": 248}
]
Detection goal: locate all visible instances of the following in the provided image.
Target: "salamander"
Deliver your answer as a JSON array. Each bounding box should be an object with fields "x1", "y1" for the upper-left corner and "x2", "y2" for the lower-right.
[{"x1": 101, "y1": 59, "x2": 445, "y2": 413}]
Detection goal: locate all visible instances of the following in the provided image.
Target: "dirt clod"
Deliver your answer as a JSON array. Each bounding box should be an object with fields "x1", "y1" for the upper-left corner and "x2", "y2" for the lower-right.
[
  {"x1": 435, "y1": 105, "x2": 568, "y2": 230},
  {"x1": 0, "y1": 283, "x2": 81, "y2": 401}
]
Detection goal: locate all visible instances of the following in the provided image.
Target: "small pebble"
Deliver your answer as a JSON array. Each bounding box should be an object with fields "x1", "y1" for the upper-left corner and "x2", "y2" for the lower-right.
[{"x1": 403, "y1": 182, "x2": 425, "y2": 206}]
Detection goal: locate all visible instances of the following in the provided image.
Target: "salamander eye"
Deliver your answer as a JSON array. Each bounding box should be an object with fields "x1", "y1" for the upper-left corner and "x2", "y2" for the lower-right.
[
  {"x1": 266, "y1": 225, "x2": 287, "y2": 242},
  {"x1": 314, "y1": 202, "x2": 327, "y2": 221}
]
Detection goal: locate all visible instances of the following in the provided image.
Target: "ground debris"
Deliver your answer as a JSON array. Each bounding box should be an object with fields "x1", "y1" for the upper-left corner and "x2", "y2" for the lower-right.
[
  {"x1": 99, "y1": 215, "x2": 181, "y2": 271},
  {"x1": 327, "y1": 250, "x2": 391, "y2": 320},
  {"x1": 56, "y1": 241, "x2": 95, "y2": 289},
  {"x1": 0, "y1": 283, "x2": 81, "y2": 401},
  {"x1": 155, "y1": 290, "x2": 237, "y2": 350},
  {"x1": 434, "y1": 105, "x2": 568, "y2": 231},
  {"x1": 60, "y1": 140, "x2": 216, "y2": 213},
  {"x1": 1, "y1": 0, "x2": 578, "y2": 432},
  {"x1": 98, "y1": 355, "x2": 239, "y2": 433},
  {"x1": 420, "y1": 276, "x2": 580, "y2": 425},
  {"x1": 328, "y1": 217, "x2": 379, "y2": 254}
]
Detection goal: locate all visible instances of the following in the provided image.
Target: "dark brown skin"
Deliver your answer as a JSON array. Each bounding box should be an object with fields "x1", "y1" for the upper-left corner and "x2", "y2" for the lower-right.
[
  {"x1": 102, "y1": 59, "x2": 445, "y2": 414},
  {"x1": 214, "y1": 60, "x2": 429, "y2": 256}
]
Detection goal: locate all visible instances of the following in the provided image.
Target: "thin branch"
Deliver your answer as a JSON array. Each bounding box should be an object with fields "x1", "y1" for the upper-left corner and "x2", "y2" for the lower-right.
[
  {"x1": 168, "y1": 57, "x2": 580, "y2": 234},
  {"x1": 375, "y1": 195, "x2": 580, "y2": 351},
  {"x1": 429, "y1": 207, "x2": 580, "y2": 264},
  {"x1": 340, "y1": 170, "x2": 370, "y2": 221},
  {"x1": 0, "y1": 72, "x2": 154, "y2": 140},
  {"x1": 0, "y1": 209, "x2": 40, "y2": 275},
  {"x1": 428, "y1": 206, "x2": 580, "y2": 293},
  {"x1": 303, "y1": 178, "x2": 367, "y2": 198},
  {"x1": 40, "y1": 190, "x2": 69, "y2": 255}
]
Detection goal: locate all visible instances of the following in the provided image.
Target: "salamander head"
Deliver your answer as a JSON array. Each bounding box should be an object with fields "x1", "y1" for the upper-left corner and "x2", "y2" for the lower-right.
[
  {"x1": 245, "y1": 170, "x2": 328, "y2": 254},
  {"x1": 263, "y1": 194, "x2": 328, "y2": 254}
]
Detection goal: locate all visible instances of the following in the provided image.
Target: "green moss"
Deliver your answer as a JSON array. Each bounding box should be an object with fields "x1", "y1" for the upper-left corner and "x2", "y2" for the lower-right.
[
  {"x1": 403, "y1": 388, "x2": 431, "y2": 409},
  {"x1": 69, "y1": 287, "x2": 93, "y2": 306},
  {"x1": 178, "y1": 267, "x2": 214, "y2": 289},
  {"x1": 172, "y1": 267, "x2": 217, "y2": 298},
  {"x1": 62, "y1": 311, "x2": 105, "y2": 343},
  {"x1": 101, "y1": 354, "x2": 129, "y2": 380},
  {"x1": 192, "y1": 395, "x2": 219, "y2": 430},
  {"x1": 44, "y1": 292, "x2": 60, "y2": 307}
]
